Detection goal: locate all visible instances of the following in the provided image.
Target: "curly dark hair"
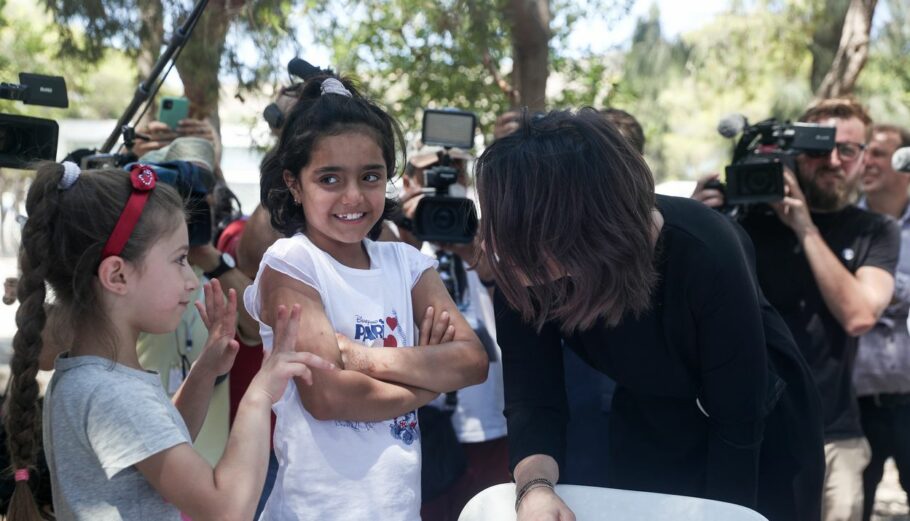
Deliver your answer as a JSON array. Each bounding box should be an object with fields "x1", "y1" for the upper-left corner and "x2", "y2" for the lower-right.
[{"x1": 259, "y1": 75, "x2": 402, "y2": 239}]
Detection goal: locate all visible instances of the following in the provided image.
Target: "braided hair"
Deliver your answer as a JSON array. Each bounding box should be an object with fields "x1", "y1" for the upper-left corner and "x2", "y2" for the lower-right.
[{"x1": 3, "y1": 163, "x2": 183, "y2": 520}]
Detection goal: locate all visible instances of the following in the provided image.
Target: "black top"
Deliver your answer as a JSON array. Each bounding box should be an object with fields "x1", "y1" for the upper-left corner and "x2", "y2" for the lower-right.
[
  {"x1": 496, "y1": 195, "x2": 778, "y2": 508},
  {"x1": 739, "y1": 205, "x2": 899, "y2": 440}
]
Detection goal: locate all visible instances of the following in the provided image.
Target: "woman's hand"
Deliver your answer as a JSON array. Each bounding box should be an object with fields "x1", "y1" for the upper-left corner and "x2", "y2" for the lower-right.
[
  {"x1": 517, "y1": 487, "x2": 576, "y2": 521},
  {"x1": 194, "y1": 279, "x2": 240, "y2": 378},
  {"x1": 249, "y1": 303, "x2": 337, "y2": 403}
]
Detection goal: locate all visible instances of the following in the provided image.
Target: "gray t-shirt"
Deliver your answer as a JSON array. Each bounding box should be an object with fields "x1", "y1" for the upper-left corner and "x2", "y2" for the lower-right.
[{"x1": 43, "y1": 354, "x2": 192, "y2": 520}]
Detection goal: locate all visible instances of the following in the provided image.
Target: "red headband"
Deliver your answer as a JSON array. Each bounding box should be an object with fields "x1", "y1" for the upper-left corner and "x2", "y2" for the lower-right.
[{"x1": 101, "y1": 165, "x2": 157, "y2": 259}]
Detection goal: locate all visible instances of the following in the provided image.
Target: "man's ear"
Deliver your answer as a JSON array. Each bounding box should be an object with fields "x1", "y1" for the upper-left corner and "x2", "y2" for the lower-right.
[{"x1": 96, "y1": 256, "x2": 131, "y2": 296}]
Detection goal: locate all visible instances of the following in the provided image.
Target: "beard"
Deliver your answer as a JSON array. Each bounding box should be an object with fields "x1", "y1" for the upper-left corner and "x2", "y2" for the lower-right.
[{"x1": 798, "y1": 166, "x2": 857, "y2": 211}]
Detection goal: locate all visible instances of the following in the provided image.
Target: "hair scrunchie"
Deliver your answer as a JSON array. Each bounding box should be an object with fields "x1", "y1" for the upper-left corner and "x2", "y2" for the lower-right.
[
  {"x1": 320, "y1": 78, "x2": 352, "y2": 98},
  {"x1": 58, "y1": 161, "x2": 81, "y2": 191}
]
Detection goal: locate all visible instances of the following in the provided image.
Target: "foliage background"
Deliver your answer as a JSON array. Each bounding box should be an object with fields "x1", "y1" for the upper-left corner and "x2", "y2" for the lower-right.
[{"x1": 2, "y1": 0, "x2": 908, "y2": 181}]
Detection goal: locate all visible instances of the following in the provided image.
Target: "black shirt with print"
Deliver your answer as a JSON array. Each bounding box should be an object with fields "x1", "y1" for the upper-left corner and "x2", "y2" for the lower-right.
[{"x1": 740, "y1": 204, "x2": 899, "y2": 440}]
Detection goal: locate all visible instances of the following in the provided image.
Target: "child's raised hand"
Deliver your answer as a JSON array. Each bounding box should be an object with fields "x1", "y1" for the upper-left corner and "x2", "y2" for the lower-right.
[
  {"x1": 194, "y1": 279, "x2": 240, "y2": 378},
  {"x1": 251, "y1": 304, "x2": 336, "y2": 404}
]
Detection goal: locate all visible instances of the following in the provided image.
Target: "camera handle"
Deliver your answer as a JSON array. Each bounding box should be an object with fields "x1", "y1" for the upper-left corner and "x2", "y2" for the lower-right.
[
  {"x1": 0, "y1": 83, "x2": 27, "y2": 102},
  {"x1": 431, "y1": 147, "x2": 457, "y2": 196},
  {"x1": 99, "y1": 0, "x2": 210, "y2": 153}
]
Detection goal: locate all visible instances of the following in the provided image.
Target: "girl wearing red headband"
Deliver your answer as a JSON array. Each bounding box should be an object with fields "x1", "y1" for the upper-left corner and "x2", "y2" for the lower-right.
[{"x1": 3, "y1": 162, "x2": 335, "y2": 521}]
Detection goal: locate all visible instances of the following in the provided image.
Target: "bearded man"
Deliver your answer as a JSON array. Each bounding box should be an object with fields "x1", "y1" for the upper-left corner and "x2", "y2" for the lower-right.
[{"x1": 693, "y1": 98, "x2": 900, "y2": 521}]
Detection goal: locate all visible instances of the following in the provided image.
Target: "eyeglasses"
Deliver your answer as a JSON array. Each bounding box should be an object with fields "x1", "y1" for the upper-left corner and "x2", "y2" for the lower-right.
[
  {"x1": 834, "y1": 141, "x2": 866, "y2": 160},
  {"x1": 806, "y1": 141, "x2": 866, "y2": 161}
]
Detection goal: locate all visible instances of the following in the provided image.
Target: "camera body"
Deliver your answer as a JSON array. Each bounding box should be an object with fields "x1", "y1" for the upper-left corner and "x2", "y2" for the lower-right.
[
  {"x1": 723, "y1": 120, "x2": 836, "y2": 205},
  {"x1": 125, "y1": 160, "x2": 215, "y2": 246},
  {"x1": 412, "y1": 109, "x2": 478, "y2": 244},
  {"x1": 0, "y1": 74, "x2": 68, "y2": 168}
]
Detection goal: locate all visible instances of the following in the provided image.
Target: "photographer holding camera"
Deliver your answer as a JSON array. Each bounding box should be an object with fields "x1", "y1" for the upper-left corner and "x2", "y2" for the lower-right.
[{"x1": 693, "y1": 98, "x2": 900, "y2": 521}]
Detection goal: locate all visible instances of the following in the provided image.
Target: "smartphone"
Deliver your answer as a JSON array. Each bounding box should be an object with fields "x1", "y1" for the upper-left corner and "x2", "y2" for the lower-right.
[{"x1": 158, "y1": 96, "x2": 189, "y2": 129}]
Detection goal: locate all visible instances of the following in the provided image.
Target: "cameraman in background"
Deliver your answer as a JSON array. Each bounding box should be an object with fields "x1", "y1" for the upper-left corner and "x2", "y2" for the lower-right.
[
  {"x1": 693, "y1": 98, "x2": 899, "y2": 521},
  {"x1": 393, "y1": 143, "x2": 509, "y2": 521}
]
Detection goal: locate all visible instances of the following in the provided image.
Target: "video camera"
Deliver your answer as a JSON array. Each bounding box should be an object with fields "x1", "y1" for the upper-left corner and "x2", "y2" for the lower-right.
[
  {"x1": 0, "y1": 73, "x2": 68, "y2": 169},
  {"x1": 412, "y1": 109, "x2": 478, "y2": 244},
  {"x1": 125, "y1": 160, "x2": 215, "y2": 246},
  {"x1": 714, "y1": 116, "x2": 836, "y2": 206}
]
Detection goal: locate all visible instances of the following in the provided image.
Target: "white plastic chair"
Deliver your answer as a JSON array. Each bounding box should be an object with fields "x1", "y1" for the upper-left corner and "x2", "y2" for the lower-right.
[{"x1": 458, "y1": 483, "x2": 769, "y2": 521}]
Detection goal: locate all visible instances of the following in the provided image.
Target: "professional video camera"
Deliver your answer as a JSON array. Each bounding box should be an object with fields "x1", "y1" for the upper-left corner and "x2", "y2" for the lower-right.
[
  {"x1": 713, "y1": 115, "x2": 836, "y2": 206},
  {"x1": 0, "y1": 73, "x2": 68, "y2": 169},
  {"x1": 126, "y1": 158, "x2": 215, "y2": 246},
  {"x1": 412, "y1": 108, "x2": 478, "y2": 244}
]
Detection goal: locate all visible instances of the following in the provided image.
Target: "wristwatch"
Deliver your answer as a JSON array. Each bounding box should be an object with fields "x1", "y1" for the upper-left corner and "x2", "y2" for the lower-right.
[{"x1": 204, "y1": 252, "x2": 236, "y2": 280}]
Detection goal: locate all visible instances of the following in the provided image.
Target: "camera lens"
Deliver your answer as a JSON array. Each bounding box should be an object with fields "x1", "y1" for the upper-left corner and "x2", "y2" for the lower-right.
[
  {"x1": 163, "y1": 100, "x2": 173, "y2": 109},
  {"x1": 432, "y1": 207, "x2": 457, "y2": 231},
  {"x1": 0, "y1": 127, "x2": 21, "y2": 154},
  {"x1": 746, "y1": 171, "x2": 775, "y2": 193}
]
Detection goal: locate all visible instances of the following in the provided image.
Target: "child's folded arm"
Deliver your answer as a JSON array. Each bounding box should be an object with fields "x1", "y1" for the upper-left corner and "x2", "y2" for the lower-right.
[
  {"x1": 259, "y1": 266, "x2": 439, "y2": 421},
  {"x1": 339, "y1": 268, "x2": 489, "y2": 393}
]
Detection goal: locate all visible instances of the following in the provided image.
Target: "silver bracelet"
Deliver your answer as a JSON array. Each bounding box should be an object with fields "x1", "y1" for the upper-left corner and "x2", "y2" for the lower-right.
[{"x1": 514, "y1": 478, "x2": 555, "y2": 511}]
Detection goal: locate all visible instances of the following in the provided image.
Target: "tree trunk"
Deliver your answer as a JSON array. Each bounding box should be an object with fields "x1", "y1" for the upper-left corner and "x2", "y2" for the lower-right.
[
  {"x1": 137, "y1": 0, "x2": 165, "y2": 127},
  {"x1": 814, "y1": 0, "x2": 878, "y2": 99},
  {"x1": 504, "y1": 0, "x2": 551, "y2": 111},
  {"x1": 808, "y1": 0, "x2": 850, "y2": 92},
  {"x1": 174, "y1": 0, "x2": 241, "y2": 130}
]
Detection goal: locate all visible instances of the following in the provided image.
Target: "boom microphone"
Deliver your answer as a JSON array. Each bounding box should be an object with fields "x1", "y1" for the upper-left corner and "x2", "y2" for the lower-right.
[
  {"x1": 893, "y1": 147, "x2": 910, "y2": 174},
  {"x1": 717, "y1": 113, "x2": 748, "y2": 139}
]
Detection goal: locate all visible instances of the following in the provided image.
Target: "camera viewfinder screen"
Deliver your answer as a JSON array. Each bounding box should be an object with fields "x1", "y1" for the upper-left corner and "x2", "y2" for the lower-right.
[{"x1": 422, "y1": 110, "x2": 476, "y2": 149}]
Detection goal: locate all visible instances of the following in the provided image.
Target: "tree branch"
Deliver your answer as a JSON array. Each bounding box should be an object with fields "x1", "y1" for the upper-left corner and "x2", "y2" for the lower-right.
[
  {"x1": 483, "y1": 49, "x2": 518, "y2": 106},
  {"x1": 815, "y1": 0, "x2": 878, "y2": 99}
]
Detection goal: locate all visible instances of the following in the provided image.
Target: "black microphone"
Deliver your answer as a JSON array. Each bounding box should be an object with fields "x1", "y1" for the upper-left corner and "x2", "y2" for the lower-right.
[
  {"x1": 893, "y1": 147, "x2": 910, "y2": 174},
  {"x1": 287, "y1": 58, "x2": 332, "y2": 81},
  {"x1": 717, "y1": 113, "x2": 748, "y2": 139}
]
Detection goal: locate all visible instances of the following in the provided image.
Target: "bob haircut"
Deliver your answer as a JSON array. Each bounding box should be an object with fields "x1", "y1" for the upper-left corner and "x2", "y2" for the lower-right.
[{"x1": 476, "y1": 108, "x2": 658, "y2": 332}]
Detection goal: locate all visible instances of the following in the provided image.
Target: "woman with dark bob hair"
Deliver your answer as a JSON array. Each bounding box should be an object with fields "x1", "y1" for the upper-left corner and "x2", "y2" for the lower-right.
[{"x1": 477, "y1": 109, "x2": 825, "y2": 521}]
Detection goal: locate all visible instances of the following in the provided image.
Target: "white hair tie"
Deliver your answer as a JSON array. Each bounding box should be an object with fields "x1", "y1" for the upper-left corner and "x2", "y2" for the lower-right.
[
  {"x1": 58, "y1": 161, "x2": 81, "y2": 190},
  {"x1": 320, "y1": 78, "x2": 352, "y2": 98}
]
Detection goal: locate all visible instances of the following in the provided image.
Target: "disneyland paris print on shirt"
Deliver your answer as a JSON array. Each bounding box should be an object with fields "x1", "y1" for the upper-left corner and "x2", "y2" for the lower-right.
[{"x1": 336, "y1": 311, "x2": 419, "y2": 445}]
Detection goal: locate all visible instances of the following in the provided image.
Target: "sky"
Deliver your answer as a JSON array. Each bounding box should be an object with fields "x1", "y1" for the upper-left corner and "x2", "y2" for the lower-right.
[
  {"x1": 569, "y1": 0, "x2": 893, "y2": 53},
  {"x1": 234, "y1": 0, "x2": 732, "y2": 84},
  {"x1": 224, "y1": 0, "x2": 893, "y2": 87},
  {"x1": 567, "y1": 1, "x2": 727, "y2": 53}
]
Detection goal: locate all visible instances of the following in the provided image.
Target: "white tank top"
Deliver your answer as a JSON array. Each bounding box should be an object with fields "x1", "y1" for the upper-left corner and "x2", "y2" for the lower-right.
[{"x1": 244, "y1": 234, "x2": 436, "y2": 521}]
